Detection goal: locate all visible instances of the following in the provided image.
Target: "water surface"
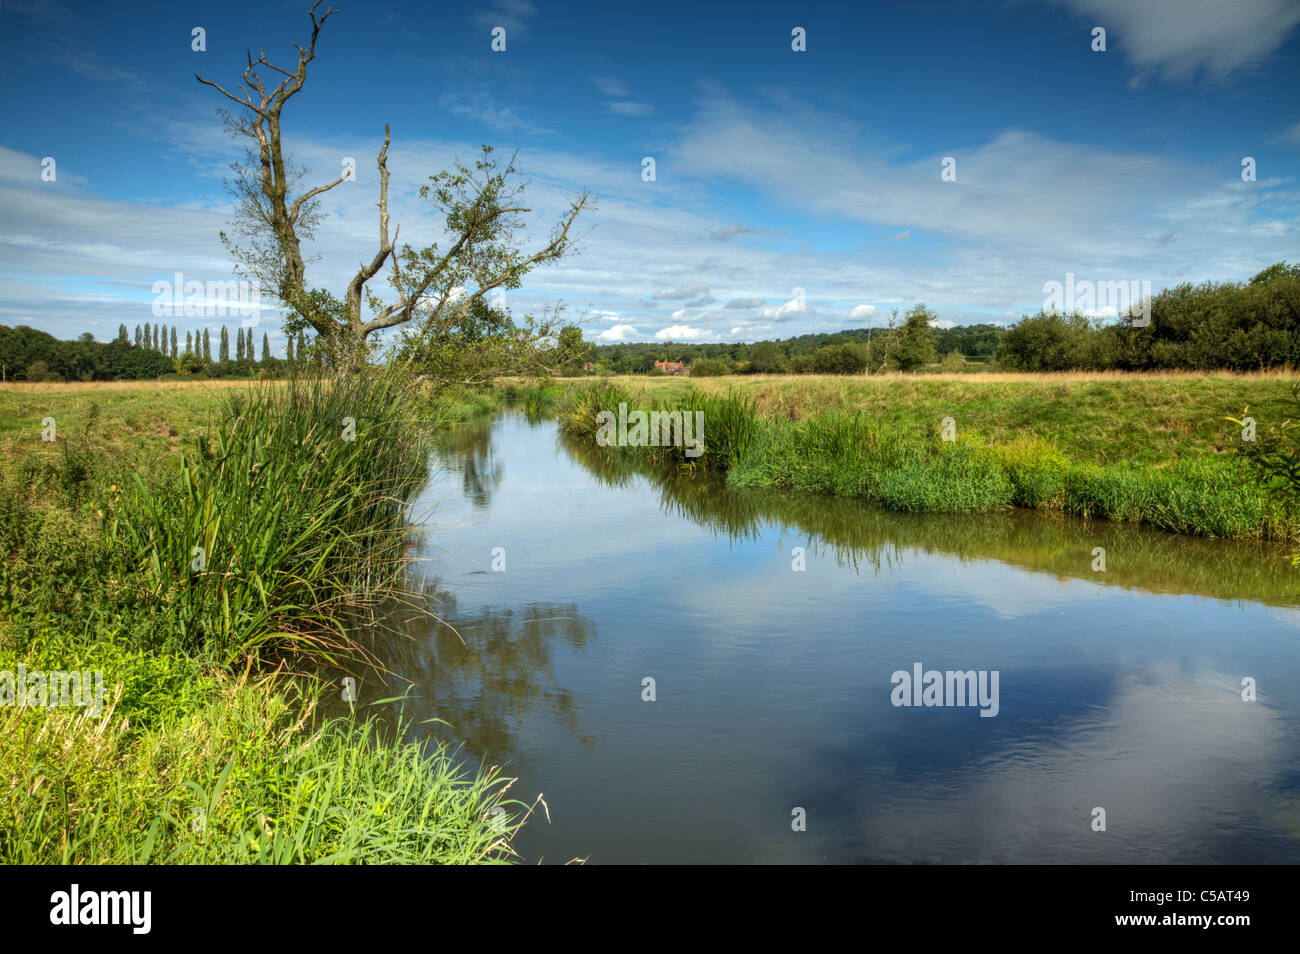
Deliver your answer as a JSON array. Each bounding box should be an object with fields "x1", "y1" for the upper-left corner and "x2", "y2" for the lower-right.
[{"x1": 349, "y1": 411, "x2": 1300, "y2": 864}]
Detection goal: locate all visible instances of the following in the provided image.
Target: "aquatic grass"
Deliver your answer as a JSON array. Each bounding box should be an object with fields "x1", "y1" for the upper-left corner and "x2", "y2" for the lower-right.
[
  {"x1": 557, "y1": 380, "x2": 633, "y2": 439},
  {"x1": 730, "y1": 412, "x2": 1014, "y2": 513},
  {"x1": 556, "y1": 377, "x2": 1297, "y2": 539},
  {"x1": 518, "y1": 383, "x2": 561, "y2": 422},
  {"x1": 994, "y1": 435, "x2": 1070, "y2": 509},
  {"x1": 684, "y1": 389, "x2": 759, "y2": 471},
  {"x1": 599, "y1": 371, "x2": 1300, "y2": 466},
  {"x1": 1062, "y1": 456, "x2": 1271, "y2": 538}
]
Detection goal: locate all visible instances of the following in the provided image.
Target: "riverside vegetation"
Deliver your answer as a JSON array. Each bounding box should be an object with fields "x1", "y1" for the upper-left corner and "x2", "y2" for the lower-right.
[
  {"x1": 554, "y1": 373, "x2": 1300, "y2": 545},
  {"x1": 0, "y1": 375, "x2": 528, "y2": 863}
]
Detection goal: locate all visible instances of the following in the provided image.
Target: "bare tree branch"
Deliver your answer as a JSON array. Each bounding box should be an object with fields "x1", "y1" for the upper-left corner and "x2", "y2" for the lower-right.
[{"x1": 197, "y1": 2, "x2": 589, "y2": 371}]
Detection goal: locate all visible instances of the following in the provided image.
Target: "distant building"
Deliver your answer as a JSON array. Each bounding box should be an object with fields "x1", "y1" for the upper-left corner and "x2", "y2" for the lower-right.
[{"x1": 654, "y1": 360, "x2": 686, "y2": 375}]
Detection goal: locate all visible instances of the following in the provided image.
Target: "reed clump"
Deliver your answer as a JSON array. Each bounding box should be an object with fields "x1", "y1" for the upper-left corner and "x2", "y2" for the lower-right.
[{"x1": 107, "y1": 371, "x2": 430, "y2": 663}]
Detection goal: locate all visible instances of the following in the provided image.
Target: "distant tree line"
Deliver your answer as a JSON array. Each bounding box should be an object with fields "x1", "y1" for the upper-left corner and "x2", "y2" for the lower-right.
[
  {"x1": 996, "y1": 263, "x2": 1300, "y2": 372},
  {"x1": 584, "y1": 262, "x2": 1298, "y2": 375},
  {"x1": 0, "y1": 323, "x2": 318, "y2": 382},
  {"x1": 589, "y1": 308, "x2": 995, "y2": 375}
]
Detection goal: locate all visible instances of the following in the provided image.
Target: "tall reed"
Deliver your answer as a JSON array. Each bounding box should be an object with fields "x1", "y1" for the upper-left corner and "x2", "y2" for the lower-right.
[{"x1": 108, "y1": 371, "x2": 431, "y2": 663}]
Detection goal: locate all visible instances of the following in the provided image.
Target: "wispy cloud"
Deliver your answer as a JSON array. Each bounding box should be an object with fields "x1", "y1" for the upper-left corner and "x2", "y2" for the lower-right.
[
  {"x1": 438, "y1": 90, "x2": 553, "y2": 135},
  {"x1": 474, "y1": 0, "x2": 537, "y2": 33}
]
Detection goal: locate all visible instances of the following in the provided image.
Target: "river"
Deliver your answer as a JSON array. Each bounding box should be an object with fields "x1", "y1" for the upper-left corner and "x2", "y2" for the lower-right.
[{"x1": 346, "y1": 410, "x2": 1300, "y2": 864}]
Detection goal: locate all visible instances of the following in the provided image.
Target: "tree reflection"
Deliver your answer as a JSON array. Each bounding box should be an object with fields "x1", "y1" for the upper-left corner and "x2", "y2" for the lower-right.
[
  {"x1": 332, "y1": 585, "x2": 596, "y2": 762},
  {"x1": 435, "y1": 416, "x2": 503, "y2": 509}
]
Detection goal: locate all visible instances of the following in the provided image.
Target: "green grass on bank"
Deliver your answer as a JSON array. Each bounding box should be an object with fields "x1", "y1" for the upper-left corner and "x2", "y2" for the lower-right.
[
  {"x1": 552, "y1": 375, "x2": 1299, "y2": 543},
  {"x1": 0, "y1": 376, "x2": 522, "y2": 864},
  {"x1": 565, "y1": 371, "x2": 1300, "y2": 466},
  {"x1": 0, "y1": 636, "x2": 527, "y2": 864}
]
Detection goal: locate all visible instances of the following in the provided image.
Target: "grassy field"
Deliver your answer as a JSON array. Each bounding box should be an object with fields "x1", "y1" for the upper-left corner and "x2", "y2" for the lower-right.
[
  {"x1": 552, "y1": 371, "x2": 1300, "y2": 543},
  {"x1": 0, "y1": 377, "x2": 523, "y2": 864}
]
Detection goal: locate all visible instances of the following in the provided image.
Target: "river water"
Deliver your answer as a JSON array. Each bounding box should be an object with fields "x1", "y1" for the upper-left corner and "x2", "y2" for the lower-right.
[{"x1": 349, "y1": 410, "x2": 1300, "y2": 864}]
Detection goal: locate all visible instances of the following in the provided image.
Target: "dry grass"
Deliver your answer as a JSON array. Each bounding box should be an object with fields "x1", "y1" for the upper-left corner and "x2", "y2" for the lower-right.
[{"x1": 557, "y1": 368, "x2": 1300, "y2": 386}]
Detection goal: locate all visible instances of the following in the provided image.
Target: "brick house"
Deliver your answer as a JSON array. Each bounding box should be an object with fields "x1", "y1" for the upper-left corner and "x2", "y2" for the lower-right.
[{"x1": 654, "y1": 360, "x2": 686, "y2": 375}]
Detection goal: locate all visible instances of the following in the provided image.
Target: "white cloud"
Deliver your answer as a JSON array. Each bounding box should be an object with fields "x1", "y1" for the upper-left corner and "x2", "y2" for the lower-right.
[
  {"x1": 1047, "y1": 0, "x2": 1300, "y2": 79},
  {"x1": 438, "y1": 91, "x2": 552, "y2": 135},
  {"x1": 474, "y1": 0, "x2": 536, "y2": 32},
  {"x1": 848, "y1": 304, "x2": 878, "y2": 320},
  {"x1": 1271, "y1": 122, "x2": 1300, "y2": 148},
  {"x1": 756, "y1": 294, "x2": 808, "y2": 320},
  {"x1": 654, "y1": 324, "x2": 710, "y2": 340},
  {"x1": 596, "y1": 323, "x2": 640, "y2": 342},
  {"x1": 5, "y1": 73, "x2": 1297, "y2": 347},
  {"x1": 711, "y1": 224, "x2": 785, "y2": 241}
]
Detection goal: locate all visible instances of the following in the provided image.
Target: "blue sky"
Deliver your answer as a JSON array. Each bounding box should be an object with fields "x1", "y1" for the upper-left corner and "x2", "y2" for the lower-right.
[{"x1": 2, "y1": 0, "x2": 1298, "y2": 352}]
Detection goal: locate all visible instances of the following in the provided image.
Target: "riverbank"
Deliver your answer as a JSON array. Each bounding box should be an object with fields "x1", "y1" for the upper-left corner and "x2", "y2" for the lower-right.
[
  {"x1": 550, "y1": 372, "x2": 1300, "y2": 543},
  {"x1": 0, "y1": 376, "x2": 520, "y2": 863}
]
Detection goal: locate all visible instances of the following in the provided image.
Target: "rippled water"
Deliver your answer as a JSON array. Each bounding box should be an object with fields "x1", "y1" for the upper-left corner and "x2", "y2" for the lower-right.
[{"x1": 344, "y1": 411, "x2": 1300, "y2": 864}]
